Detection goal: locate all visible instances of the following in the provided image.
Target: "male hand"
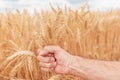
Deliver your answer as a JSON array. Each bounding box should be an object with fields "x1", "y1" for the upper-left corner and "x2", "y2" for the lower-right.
[{"x1": 37, "y1": 46, "x2": 72, "y2": 74}]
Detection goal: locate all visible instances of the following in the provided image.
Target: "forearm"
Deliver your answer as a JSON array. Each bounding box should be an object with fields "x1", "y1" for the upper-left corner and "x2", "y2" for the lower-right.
[{"x1": 69, "y1": 55, "x2": 120, "y2": 80}]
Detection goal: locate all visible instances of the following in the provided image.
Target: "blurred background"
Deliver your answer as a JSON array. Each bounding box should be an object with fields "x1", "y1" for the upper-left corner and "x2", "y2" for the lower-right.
[{"x1": 0, "y1": 0, "x2": 120, "y2": 13}]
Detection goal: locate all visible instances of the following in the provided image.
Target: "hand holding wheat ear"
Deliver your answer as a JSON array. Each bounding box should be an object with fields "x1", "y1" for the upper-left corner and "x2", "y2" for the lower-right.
[{"x1": 37, "y1": 46, "x2": 73, "y2": 74}]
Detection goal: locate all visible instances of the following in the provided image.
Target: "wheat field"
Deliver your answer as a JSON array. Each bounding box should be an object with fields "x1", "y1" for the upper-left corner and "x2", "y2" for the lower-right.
[{"x1": 0, "y1": 6, "x2": 120, "y2": 80}]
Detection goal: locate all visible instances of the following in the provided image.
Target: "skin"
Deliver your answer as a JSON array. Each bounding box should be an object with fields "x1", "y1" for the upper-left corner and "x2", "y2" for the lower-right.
[{"x1": 37, "y1": 46, "x2": 120, "y2": 80}]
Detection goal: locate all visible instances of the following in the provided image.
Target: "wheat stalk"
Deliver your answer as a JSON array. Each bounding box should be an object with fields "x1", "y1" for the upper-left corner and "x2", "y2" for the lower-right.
[{"x1": 0, "y1": 6, "x2": 120, "y2": 80}]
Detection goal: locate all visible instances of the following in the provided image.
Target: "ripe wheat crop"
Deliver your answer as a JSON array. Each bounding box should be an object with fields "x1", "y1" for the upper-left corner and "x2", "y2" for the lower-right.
[{"x1": 0, "y1": 6, "x2": 120, "y2": 80}]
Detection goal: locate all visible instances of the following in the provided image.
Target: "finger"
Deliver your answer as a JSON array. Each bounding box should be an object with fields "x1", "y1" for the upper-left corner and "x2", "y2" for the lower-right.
[
  {"x1": 37, "y1": 50, "x2": 50, "y2": 56},
  {"x1": 40, "y1": 67, "x2": 54, "y2": 72},
  {"x1": 44, "y1": 46, "x2": 62, "y2": 54},
  {"x1": 39, "y1": 62, "x2": 56, "y2": 68},
  {"x1": 37, "y1": 56, "x2": 55, "y2": 63}
]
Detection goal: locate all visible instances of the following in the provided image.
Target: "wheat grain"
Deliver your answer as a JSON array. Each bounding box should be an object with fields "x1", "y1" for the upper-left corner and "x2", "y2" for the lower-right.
[{"x1": 0, "y1": 6, "x2": 120, "y2": 80}]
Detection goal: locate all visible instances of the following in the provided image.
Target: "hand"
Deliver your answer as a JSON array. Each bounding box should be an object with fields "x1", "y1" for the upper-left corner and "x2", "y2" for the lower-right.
[{"x1": 37, "y1": 46, "x2": 73, "y2": 74}]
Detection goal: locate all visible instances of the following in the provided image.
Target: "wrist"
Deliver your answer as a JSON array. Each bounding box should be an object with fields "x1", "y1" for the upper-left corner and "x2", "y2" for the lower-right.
[
  {"x1": 68, "y1": 55, "x2": 81, "y2": 75},
  {"x1": 68, "y1": 55, "x2": 88, "y2": 78}
]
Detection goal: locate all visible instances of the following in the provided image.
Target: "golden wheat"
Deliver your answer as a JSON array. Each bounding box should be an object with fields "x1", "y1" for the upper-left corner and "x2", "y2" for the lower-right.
[{"x1": 0, "y1": 6, "x2": 120, "y2": 80}]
